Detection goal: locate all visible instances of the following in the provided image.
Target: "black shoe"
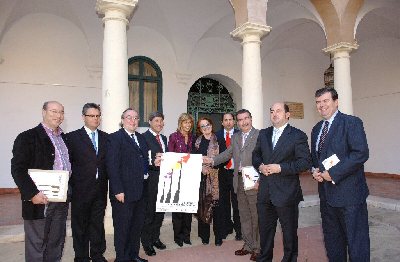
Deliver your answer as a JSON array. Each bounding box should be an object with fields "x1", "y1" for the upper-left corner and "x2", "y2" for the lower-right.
[
  {"x1": 92, "y1": 257, "x2": 107, "y2": 262},
  {"x1": 175, "y1": 239, "x2": 183, "y2": 247},
  {"x1": 143, "y1": 245, "x2": 156, "y2": 256},
  {"x1": 153, "y1": 239, "x2": 166, "y2": 250},
  {"x1": 201, "y1": 238, "x2": 209, "y2": 245},
  {"x1": 133, "y1": 257, "x2": 148, "y2": 262},
  {"x1": 183, "y1": 239, "x2": 192, "y2": 245},
  {"x1": 215, "y1": 238, "x2": 223, "y2": 246},
  {"x1": 235, "y1": 233, "x2": 242, "y2": 241}
]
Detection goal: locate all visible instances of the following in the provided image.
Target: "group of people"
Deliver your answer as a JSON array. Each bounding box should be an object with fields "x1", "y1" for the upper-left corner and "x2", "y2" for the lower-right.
[{"x1": 11, "y1": 86, "x2": 371, "y2": 262}]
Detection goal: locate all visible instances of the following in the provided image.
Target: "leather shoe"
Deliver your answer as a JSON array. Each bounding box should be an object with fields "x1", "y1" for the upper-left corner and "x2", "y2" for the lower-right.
[
  {"x1": 201, "y1": 238, "x2": 209, "y2": 245},
  {"x1": 153, "y1": 239, "x2": 166, "y2": 250},
  {"x1": 143, "y1": 245, "x2": 156, "y2": 256},
  {"x1": 235, "y1": 248, "x2": 251, "y2": 256},
  {"x1": 183, "y1": 239, "x2": 192, "y2": 245},
  {"x1": 175, "y1": 239, "x2": 183, "y2": 247},
  {"x1": 215, "y1": 238, "x2": 223, "y2": 246},
  {"x1": 133, "y1": 257, "x2": 148, "y2": 262},
  {"x1": 235, "y1": 233, "x2": 243, "y2": 241},
  {"x1": 250, "y1": 252, "x2": 259, "y2": 261}
]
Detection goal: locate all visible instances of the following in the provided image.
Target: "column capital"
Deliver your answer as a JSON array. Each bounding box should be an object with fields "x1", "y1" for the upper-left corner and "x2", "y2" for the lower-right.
[
  {"x1": 230, "y1": 22, "x2": 271, "y2": 43},
  {"x1": 323, "y1": 42, "x2": 359, "y2": 55},
  {"x1": 96, "y1": 0, "x2": 138, "y2": 24}
]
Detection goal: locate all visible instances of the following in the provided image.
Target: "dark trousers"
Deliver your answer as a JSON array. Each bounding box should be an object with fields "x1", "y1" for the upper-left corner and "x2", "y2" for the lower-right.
[
  {"x1": 197, "y1": 174, "x2": 224, "y2": 242},
  {"x1": 71, "y1": 188, "x2": 107, "y2": 262},
  {"x1": 320, "y1": 200, "x2": 370, "y2": 262},
  {"x1": 141, "y1": 174, "x2": 165, "y2": 247},
  {"x1": 24, "y1": 202, "x2": 69, "y2": 262},
  {"x1": 111, "y1": 198, "x2": 145, "y2": 262},
  {"x1": 257, "y1": 199, "x2": 299, "y2": 262},
  {"x1": 218, "y1": 168, "x2": 241, "y2": 237},
  {"x1": 172, "y1": 212, "x2": 192, "y2": 242}
]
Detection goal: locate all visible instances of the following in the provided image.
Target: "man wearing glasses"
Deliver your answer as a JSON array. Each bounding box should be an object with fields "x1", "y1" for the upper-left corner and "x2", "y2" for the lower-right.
[
  {"x1": 66, "y1": 103, "x2": 109, "y2": 262},
  {"x1": 106, "y1": 108, "x2": 149, "y2": 262},
  {"x1": 11, "y1": 101, "x2": 71, "y2": 262}
]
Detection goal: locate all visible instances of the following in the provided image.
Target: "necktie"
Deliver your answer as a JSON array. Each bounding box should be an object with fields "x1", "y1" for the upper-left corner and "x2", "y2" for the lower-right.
[
  {"x1": 272, "y1": 128, "x2": 279, "y2": 149},
  {"x1": 242, "y1": 133, "x2": 248, "y2": 148},
  {"x1": 131, "y1": 133, "x2": 140, "y2": 148},
  {"x1": 225, "y1": 132, "x2": 232, "y2": 169},
  {"x1": 156, "y1": 134, "x2": 163, "y2": 151},
  {"x1": 91, "y1": 132, "x2": 97, "y2": 154},
  {"x1": 318, "y1": 121, "x2": 329, "y2": 157}
]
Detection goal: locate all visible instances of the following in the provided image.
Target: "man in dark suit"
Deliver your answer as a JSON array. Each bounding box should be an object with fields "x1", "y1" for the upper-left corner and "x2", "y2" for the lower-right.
[
  {"x1": 141, "y1": 111, "x2": 168, "y2": 256},
  {"x1": 106, "y1": 108, "x2": 149, "y2": 262},
  {"x1": 66, "y1": 103, "x2": 108, "y2": 262},
  {"x1": 311, "y1": 87, "x2": 370, "y2": 261},
  {"x1": 215, "y1": 113, "x2": 242, "y2": 241},
  {"x1": 11, "y1": 101, "x2": 70, "y2": 262},
  {"x1": 252, "y1": 102, "x2": 311, "y2": 262}
]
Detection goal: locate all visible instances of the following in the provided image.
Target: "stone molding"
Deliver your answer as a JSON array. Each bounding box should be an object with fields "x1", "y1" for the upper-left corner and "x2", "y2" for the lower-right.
[{"x1": 230, "y1": 22, "x2": 271, "y2": 43}]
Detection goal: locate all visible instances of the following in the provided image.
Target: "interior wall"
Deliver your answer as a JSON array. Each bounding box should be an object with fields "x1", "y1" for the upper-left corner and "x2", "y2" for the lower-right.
[
  {"x1": 262, "y1": 48, "x2": 326, "y2": 136},
  {"x1": 352, "y1": 37, "x2": 400, "y2": 174},
  {"x1": 0, "y1": 13, "x2": 100, "y2": 187}
]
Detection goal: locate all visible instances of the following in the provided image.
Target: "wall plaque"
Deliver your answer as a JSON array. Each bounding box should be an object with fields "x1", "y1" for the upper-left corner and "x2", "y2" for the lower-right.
[{"x1": 285, "y1": 102, "x2": 304, "y2": 119}]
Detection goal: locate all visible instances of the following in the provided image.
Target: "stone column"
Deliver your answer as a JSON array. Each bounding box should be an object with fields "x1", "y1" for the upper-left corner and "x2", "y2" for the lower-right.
[
  {"x1": 231, "y1": 22, "x2": 270, "y2": 129},
  {"x1": 96, "y1": 0, "x2": 137, "y2": 234},
  {"x1": 323, "y1": 42, "x2": 358, "y2": 115},
  {"x1": 96, "y1": 0, "x2": 137, "y2": 133}
]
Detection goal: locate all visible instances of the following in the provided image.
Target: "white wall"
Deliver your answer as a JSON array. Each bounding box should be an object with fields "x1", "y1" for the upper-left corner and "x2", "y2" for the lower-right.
[{"x1": 352, "y1": 38, "x2": 400, "y2": 174}]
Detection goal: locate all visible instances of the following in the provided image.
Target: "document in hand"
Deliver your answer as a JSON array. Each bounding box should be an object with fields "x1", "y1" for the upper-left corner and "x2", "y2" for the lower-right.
[
  {"x1": 322, "y1": 154, "x2": 340, "y2": 171},
  {"x1": 28, "y1": 169, "x2": 70, "y2": 202},
  {"x1": 241, "y1": 166, "x2": 259, "y2": 191}
]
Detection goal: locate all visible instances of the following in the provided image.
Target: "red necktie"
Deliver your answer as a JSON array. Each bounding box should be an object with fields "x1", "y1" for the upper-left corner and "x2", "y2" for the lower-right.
[
  {"x1": 225, "y1": 132, "x2": 232, "y2": 169},
  {"x1": 156, "y1": 134, "x2": 163, "y2": 151}
]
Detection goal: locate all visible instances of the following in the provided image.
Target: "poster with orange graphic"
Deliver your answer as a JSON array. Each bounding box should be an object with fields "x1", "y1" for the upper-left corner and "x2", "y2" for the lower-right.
[{"x1": 156, "y1": 152, "x2": 202, "y2": 213}]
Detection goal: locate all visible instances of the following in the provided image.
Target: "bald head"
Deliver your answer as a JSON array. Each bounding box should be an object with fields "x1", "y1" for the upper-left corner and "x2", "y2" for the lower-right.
[{"x1": 270, "y1": 102, "x2": 290, "y2": 128}]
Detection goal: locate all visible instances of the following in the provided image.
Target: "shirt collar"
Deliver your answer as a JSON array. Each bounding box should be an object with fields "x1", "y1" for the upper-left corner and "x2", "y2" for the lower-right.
[
  {"x1": 149, "y1": 128, "x2": 160, "y2": 137},
  {"x1": 274, "y1": 122, "x2": 288, "y2": 133},
  {"x1": 325, "y1": 110, "x2": 339, "y2": 125},
  {"x1": 124, "y1": 128, "x2": 136, "y2": 137},
  {"x1": 224, "y1": 128, "x2": 234, "y2": 136},
  {"x1": 84, "y1": 126, "x2": 97, "y2": 136},
  {"x1": 41, "y1": 122, "x2": 63, "y2": 136}
]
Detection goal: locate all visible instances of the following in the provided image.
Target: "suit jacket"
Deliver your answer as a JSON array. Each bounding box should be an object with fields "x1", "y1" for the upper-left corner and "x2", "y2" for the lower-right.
[
  {"x1": 311, "y1": 111, "x2": 369, "y2": 207},
  {"x1": 66, "y1": 127, "x2": 108, "y2": 202},
  {"x1": 106, "y1": 128, "x2": 149, "y2": 202},
  {"x1": 252, "y1": 125, "x2": 311, "y2": 207},
  {"x1": 213, "y1": 127, "x2": 259, "y2": 193},
  {"x1": 215, "y1": 128, "x2": 239, "y2": 168},
  {"x1": 11, "y1": 124, "x2": 66, "y2": 220},
  {"x1": 142, "y1": 130, "x2": 168, "y2": 172}
]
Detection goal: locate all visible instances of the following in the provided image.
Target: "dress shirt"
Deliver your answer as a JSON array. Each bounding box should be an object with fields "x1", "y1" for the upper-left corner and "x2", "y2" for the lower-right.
[
  {"x1": 149, "y1": 129, "x2": 165, "y2": 152},
  {"x1": 315, "y1": 110, "x2": 338, "y2": 152},
  {"x1": 84, "y1": 126, "x2": 99, "y2": 179},
  {"x1": 124, "y1": 129, "x2": 149, "y2": 179},
  {"x1": 272, "y1": 122, "x2": 288, "y2": 148}
]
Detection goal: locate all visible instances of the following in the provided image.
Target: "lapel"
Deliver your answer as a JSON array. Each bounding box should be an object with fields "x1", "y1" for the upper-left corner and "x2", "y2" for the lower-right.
[
  {"x1": 79, "y1": 127, "x2": 96, "y2": 154},
  {"x1": 121, "y1": 128, "x2": 141, "y2": 153},
  {"x1": 319, "y1": 111, "x2": 341, "y2": 159},
  {"x1": 97, "y1": 130, "x2": 107, "y2": 156},
  {"x1": 241, "y1": 128, "x2": 255, "y2": 152},
  {"x1": 271, "y1": 125, "x2": 291, "y2": 160}
]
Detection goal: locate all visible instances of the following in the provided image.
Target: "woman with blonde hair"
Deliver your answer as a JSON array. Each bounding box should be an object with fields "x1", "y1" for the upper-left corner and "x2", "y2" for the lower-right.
[{"x1": 167, "y1": 113, "x2": 195, "y2": 247}]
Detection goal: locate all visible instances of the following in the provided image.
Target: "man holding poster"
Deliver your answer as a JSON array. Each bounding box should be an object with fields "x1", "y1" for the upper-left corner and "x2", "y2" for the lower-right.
[{"x1": 11, "y1": 101, "x2": 71, "y2": 262}]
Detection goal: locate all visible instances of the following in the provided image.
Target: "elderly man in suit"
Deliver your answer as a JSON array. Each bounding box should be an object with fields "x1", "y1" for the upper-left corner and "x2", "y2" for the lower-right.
[
  {"x1": 106, "y1": 108, "x2": 149, "y2": 262},
  {"x1": 252, "y1": 102, "x2": 311, "y2": 262},
  {"x1": 205, "y1": 109, "x2": 260, "y2": 261},
  {"x1": 11, "y1": 101, "x2": 70, "y2": 262},
  {"x1": 66, "y1": 103, "x2": 108, "y2": 262},
  {"x1": 215, "y1": 113, "x2": 242, "y2": 240},
  {"x1": 141, "y1": 111, "x2": 168, "y2": 256},
  {"x1": 311, "y1": 87, "x2": 370, "y2": 261}
]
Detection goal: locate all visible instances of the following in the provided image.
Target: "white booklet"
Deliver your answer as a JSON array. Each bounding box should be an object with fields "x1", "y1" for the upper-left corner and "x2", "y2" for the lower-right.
[
  {"x1": 241, "y1": 166, "x2": 259, "y2": 191},
  {"x1": 28, "y1": 169, "x2": 70, "y2": 202},
  {"x1": 322, "y1": 154, "x2": 340, "y2": 171}
]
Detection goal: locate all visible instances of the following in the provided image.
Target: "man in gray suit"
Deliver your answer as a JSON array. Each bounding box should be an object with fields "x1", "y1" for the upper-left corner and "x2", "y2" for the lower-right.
[{"x1": 205, "y1": 109, "x2": 260, "y2": 261}]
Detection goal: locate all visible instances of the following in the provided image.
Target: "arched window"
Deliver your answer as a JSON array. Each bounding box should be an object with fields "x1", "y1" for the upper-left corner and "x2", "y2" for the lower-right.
[{"x1": 128, "y1": 56, "x2": 163, "y2": 127}]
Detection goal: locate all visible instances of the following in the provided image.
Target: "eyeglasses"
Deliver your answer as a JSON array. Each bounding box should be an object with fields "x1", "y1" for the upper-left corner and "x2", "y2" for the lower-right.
[
  {"x1": 200, "y1": 124, "x2": 211, "y2": 129},
  {"x1": 125, "y1": 116, "x2": 140, "y2": 121},
  {"x1": 85, "y1": 114, "x2": 101, "y2": 119}
]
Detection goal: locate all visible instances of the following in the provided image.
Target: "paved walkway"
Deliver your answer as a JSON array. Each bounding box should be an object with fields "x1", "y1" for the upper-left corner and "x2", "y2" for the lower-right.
[{"x1": 1, "y1": 175, "x2": 399, "y2": 261}]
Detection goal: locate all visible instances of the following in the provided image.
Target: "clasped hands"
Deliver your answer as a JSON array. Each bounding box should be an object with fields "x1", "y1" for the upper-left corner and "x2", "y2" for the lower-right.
[
  {"x1": 259, "y1": 163, "x2": 281, "y2": 176},
  {"x1": 312, "y1": 168, "x2": 332, "y2": 182}
]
